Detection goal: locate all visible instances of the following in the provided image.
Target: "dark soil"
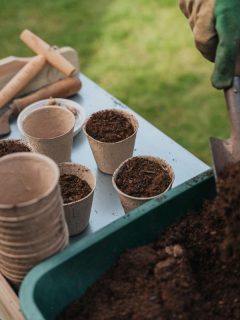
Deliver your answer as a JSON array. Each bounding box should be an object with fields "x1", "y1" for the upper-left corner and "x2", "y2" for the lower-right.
[
  {"x1": 115, "y1": 157, "x2": 172, "y2": 197},
  {"x1": 0, "y1": 140, "x2": 31, "y2": 158},
  {"x1": 57, "y1": 163, "x2": 240, "y2": 320},
  {"x1": 85, "y1": 109, "x2": 134, "y2": 142},
  {"x1": 59, "y1": 174, "x2": 92, "y2": 204}
]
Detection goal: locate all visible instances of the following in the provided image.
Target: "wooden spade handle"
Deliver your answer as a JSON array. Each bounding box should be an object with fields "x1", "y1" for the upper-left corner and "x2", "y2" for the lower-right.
[
  {"x1": 0, "y1": 55, "x2": 45, "y2": 109},
  {"x1": 224, "y1": 76, "x2": 240, "y2": 141},
  {"x1": 225, "y1": 48, "x2": 240, "y2": 140},
  {"x1": 235, "y1": 48, "x2": 240, "y2": 75},
  {"x1": 11, "y1": 77, "x2": 82, "y2": 115},
  {"x1": 20, "y1": 29, "x2": 76, "y2": 77}
]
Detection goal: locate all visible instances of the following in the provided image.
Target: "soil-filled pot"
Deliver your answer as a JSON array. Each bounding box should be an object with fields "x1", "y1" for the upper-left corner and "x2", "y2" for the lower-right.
[
  {"x1": 0, "y1": 153, "x2": 69, "y2": 286},
  {"x1": 112, "y1": 156, "x2": 174, "y2": 212},
  {"x1": 59, "y1": 163, "x2": 96, "y2": 236},
  {"x1": 83, "y1": 109, "x2": 138, "y2": 174},
  {"x1": 0, "y1": 139, "x2": 32, "y2": 158},
  {"x1": 19, "y1": 106, "x2": 75, "y2": 163}
]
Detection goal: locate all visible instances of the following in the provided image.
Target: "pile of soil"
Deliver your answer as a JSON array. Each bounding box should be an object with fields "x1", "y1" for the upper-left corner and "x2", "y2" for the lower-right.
[
  {"x1": 85, "y1": 110, "x2": 134, "y2": 142},
  {"x1": 58, "y1": 163, "x2": 240, "y2": 320},
  {"x1": 59, "y1": 174, "x2": 92, "y2": 204},
  {"x1": 0, "y1": 140, "x2": 31, "y2": 158},
  {"x1": 115, "y1": 157, "x2": 172, "y2": 197}
]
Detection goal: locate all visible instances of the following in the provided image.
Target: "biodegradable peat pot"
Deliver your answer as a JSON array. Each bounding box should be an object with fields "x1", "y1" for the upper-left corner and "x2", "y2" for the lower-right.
[
  {"x1": 0, "y1": 219, "x2": 67, "y2": 256},
  {"x1": 0, "y1": 139, "x2": 32, "y2": 158},
  {"x1": 0, "y1": 236, "x2": 68, "y2": 283},
  {"x1": 0, "y1": 152, "x2": 69, "y2": 285},
  {"x1": 112, "y1": 156, "x2": 175, "y2": 212},
  {"x1": 59, "y1": 163, "x2": 96, "y2": 236},
  {"x1": 83, "y1": 109, "x2": 138, "y2": 174},
  {"x1": 19, "y1": 106, "x2": 75, "y2": 163}
]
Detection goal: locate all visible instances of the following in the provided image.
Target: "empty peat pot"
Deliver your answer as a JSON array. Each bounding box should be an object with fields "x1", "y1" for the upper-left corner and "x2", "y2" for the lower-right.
[
  {"x1": 83, "y1": 108, "x2": 138, "y2": 174},
  {"x1": 0, "y1": 139, "x2": 31, "y2": 158},
  {"x1": 112, "y1": 156, "x2": 175, "y2": 212},
  {"x1": 0, "y1": 153, "x2": 69, "y2": 286},
  {"x1": 59, "y1": 162, "x2": 96, "y2": 236},
  {"x1": 19, "y1": 106, "x2": 75, "y2": 163}
]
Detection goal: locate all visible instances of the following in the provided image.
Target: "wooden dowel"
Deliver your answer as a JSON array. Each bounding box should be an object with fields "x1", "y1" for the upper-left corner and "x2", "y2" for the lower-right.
[
  {"x1": 0, "y1": 55, "x2": 45, "y2": 109},
  {"x1": 11, "y1": 77, "x2": 82, "y2": 115},
  {"x1": 20, "y1": 29, "x2": 76, "y2": 77}
]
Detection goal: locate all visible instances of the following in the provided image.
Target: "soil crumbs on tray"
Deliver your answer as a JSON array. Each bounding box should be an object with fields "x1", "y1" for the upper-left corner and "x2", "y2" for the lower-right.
[
  {"x1": 58, "y1": 163, "x2": 240, "y2": 320},
  {"x1": 115, "y1": 157, "x2": 172, "y2": 197},
  {"x1": 59, "y1": 174, "x2": 91, "y2": 204},
  {"x1": 86, "y1": 109, "x2": 134, "y2": 142},
  {"x1": 0, "y1": 140, "x2": 30, "y2": 157}
]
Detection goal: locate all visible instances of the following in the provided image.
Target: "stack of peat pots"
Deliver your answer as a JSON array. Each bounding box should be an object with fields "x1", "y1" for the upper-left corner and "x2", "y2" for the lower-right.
[{"x1": 0, "y1": 152, "x2": 68, "y2": 287}]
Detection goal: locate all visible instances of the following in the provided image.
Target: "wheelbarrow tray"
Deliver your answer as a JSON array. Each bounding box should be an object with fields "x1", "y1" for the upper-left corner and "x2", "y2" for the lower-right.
[{"x1": 19, "y1": 170, "x2": 215, "y2": 320}]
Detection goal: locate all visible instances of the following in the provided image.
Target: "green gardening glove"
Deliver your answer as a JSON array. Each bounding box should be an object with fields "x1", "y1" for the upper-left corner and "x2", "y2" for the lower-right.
[{"x1": 179, "y1": 0, "x2": 240, "y2": 89}]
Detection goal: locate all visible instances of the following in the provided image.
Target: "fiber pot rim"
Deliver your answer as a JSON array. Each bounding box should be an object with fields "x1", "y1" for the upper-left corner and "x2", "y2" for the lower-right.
[
  {"x1": 112, "y1": 155, "x2": 175, "y2": 201},
  {"x1": 0, "y1": 152, "x2": 60, "y2": 209},
  {"x1": 83, "y1": 108, "x2": 139, "y2": 145},
  {"x1": 18, "y1": 106, "x2": 75, "y2": 141},
  {"x1": 59, "y1": 162, "x2": 96, "y2": 206}
]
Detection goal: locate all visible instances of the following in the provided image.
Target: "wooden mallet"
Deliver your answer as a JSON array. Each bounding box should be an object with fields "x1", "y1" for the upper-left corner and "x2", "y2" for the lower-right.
[
  {"x1": 20, "y1": 29, "x2": 76, "y2": 77},
  {"x1": 0, "y1": 55, "x2": 45, "y2": 110},
  {"x1": 0, "y1": 30, "x2": 77, "y2": 111},
  {"x1": 0, "y1": 77, "x2": 81, "y2": 137}
]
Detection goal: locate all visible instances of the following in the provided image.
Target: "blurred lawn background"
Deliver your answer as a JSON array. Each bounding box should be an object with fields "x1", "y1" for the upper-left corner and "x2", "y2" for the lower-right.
[{"x1": 0, "y1": 0, "x2": 229, "y2": 164}]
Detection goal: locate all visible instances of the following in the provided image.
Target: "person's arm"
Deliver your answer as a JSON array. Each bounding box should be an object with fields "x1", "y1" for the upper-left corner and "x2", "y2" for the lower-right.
[{"x1": 179, "y1": 0, "x2": 240, "y2": 89}]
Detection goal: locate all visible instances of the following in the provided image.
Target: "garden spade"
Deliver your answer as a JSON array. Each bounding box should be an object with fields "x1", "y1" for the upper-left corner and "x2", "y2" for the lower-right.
[{"x1": 209, "y1": 76, "x2": 240, "y2": 179}]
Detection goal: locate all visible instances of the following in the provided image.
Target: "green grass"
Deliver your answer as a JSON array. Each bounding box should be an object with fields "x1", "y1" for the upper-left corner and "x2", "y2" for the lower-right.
[{"x1": 0, "y1": 0, "x2": 229, "y2": 164}]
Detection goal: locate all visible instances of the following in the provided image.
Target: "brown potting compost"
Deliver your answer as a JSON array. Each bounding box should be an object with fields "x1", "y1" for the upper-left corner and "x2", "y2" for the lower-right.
[
  {"x1": 58, "y1": 162, "x2": 240, "y2": 320},
  {"x1": 0, "y1": 140, "x2": 30, "y2": 157},
  {"x1": 116, "y1": 157, "x2": 172, "y2": 197},
  {"x1": 85, "y1": 110, "x2": 134, "y2": 142},
  {"x1": 59, "y1": 174, "x2": 92, "y2": 204}
]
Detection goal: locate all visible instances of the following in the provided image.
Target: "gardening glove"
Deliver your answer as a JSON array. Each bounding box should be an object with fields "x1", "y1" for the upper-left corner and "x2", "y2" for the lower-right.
[{"x1": 179, "y1": 0, "x2": 240, "y2": 89}]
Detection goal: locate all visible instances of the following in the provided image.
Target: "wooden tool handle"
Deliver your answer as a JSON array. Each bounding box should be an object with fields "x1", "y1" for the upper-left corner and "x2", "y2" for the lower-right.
[
  {"x1": 20, "y1": 29, "x2": 76, "y2": 77},
  {"x1": 224, "y1": 76, "x2": 240, "y2": 141},
  {"x1": 235, "y1": 47, "x2": 240, "y2": 75},
  {"x1": 0, "y1": 55, "x2": 45, "y2": 109},
  {"x1": 222, "y1": 48, "x2": 240, "y2": 139},
  {"x1": 11, "y1": 77, "x2": 82, "y2": 115},
  {"x1": 0, "y1": 273, "x2": 24, "y2": 320}
]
